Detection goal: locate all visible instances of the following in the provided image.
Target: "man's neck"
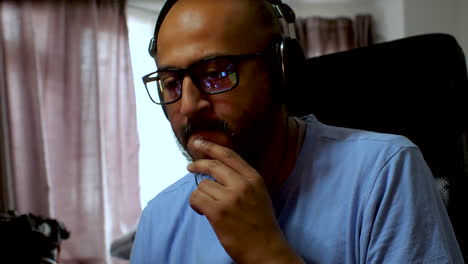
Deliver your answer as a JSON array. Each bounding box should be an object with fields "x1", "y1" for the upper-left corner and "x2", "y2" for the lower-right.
[{"x1": 256, "y1": 111, "x2": 306, "y2": 194}]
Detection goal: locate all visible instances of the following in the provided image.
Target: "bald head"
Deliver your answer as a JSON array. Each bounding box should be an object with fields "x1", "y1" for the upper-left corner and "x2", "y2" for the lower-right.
[{"x1": 156, "y1": 0, "x2": 282, "y2": 65}]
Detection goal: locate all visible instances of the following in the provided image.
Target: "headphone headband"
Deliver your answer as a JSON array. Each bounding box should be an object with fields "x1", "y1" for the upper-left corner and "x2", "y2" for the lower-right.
[{"x1": 148, "y1": 0, "x2": 296, "y2": 58}]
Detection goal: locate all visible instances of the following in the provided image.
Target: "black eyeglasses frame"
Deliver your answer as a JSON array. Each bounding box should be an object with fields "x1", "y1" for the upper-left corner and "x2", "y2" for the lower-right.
[{"x1": 142, "y1": 52, "x2": 268, "y2": 105}]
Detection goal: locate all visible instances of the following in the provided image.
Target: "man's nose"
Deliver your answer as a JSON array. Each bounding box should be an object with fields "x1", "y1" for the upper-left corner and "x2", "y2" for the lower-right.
[{"x1": 179, "y1": 75, "x2": 210, "y2": 117}]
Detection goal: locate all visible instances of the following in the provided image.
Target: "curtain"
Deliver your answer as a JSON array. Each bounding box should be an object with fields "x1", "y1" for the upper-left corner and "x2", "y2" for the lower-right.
[
  {"x1": 354, "y1": 14, "x2": 374, "y2": 48},
  {"x1": 282, "y1": 14, "x2": 374, "y2": 58},
  {"x1": 0, "y1": 0, "x2": 140, "y2": 263}
]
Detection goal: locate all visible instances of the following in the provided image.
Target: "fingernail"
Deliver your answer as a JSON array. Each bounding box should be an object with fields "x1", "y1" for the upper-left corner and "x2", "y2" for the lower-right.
[
  {"x1": 187, "y1": 162, "x2": 193, "y2": 170},
  {"x1": 194, "y1": 138, "x2": 204, "y2": 147}
]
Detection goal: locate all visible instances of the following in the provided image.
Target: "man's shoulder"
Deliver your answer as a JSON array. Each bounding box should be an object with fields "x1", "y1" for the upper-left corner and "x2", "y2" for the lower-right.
[
  {"x1": 302, "y1": 114, "x2": 417, "y2": 151},
  {"x1": 137, "y1": 173, "x2": 197, "y2": 235},
  {"x1": 297, "y1": 114, "x2": 423, "y2": 183},
  {"x1": 145, "y1": 173, "x2": 195, "y2": 210},
  {"x1": 131, "y1": 174, "x2": 205, "y2": 262}
]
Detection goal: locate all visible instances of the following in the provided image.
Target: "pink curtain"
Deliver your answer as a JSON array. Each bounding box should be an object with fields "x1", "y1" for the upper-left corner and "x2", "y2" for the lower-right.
[
  {"x1": 0, "y1": 0, "x2": 140, "y2": 263},
  {"x1": 282, "y1": 14, "x2": 374, "y2": 58},
  {"x1": 354, "y1": 14, "x2": 375, "y2": 48}
]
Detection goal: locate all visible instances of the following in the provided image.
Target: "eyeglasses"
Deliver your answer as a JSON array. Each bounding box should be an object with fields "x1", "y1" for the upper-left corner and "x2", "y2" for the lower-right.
[{"x1": 142, "y1": 52, "x2": 267, "y2": 105}]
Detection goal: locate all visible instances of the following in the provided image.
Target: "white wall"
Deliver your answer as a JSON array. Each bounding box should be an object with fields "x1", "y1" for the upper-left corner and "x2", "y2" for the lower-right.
[
  {"x1": 455, "y1": 0, "x2": 468, "y2": 59},
  {"x1": 373, "y1": 0, "x2": 405, "y2": 42},
  {"x1": 403, "y1": 0, "x2": 458, "y2": 37},
  {"x1": 402, "y1": 0, "x2": 468, "y2": 62}
]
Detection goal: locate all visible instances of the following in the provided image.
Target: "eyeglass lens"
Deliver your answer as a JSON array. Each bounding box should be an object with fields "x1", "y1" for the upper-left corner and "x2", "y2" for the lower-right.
[{"x1": 145, "y1": 57, "x2": 238, "y2": 104}]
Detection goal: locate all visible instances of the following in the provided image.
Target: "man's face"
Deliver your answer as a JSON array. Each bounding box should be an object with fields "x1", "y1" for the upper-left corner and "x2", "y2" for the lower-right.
[{"x1": 157, "y1": 0, "x2": 280, "y2": 164}]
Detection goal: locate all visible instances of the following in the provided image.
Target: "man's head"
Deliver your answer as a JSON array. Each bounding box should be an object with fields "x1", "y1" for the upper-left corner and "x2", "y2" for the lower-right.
[{"x1": 155, "y1": 0, "x2": 288, "y2": 165}]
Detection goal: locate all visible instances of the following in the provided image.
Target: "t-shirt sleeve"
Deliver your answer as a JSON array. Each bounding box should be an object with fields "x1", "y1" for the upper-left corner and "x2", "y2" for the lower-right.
[{"x1": 360, "y1": 147, "x2": 464, "y2": 263}]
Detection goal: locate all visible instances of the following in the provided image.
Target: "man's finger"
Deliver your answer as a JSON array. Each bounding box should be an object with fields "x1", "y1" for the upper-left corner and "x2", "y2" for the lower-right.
[
  {"x1": 192, "y1": 138, "x2": 257, "y2": 178},
  {"x1": 197, "y1": 178, "x2": 226, "y2": 200},
  {"x1": 189, "y1": 186, "x2": 217, "y2": 216},
  {"x1": 188, "y1": 159, "x2": 240, "y2": 186}
]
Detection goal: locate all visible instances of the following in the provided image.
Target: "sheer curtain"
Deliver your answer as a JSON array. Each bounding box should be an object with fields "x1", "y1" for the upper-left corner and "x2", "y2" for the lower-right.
[
  {"x1": 283, "y1": 14, "x2": 375, "y2": 58},
  {"x1": 0, "y1": 0, "x2": 140, "y2": 263}
]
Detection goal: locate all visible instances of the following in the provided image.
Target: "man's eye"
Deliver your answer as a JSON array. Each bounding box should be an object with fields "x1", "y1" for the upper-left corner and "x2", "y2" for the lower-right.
[{"x1": 162, "y1": 78, "x2": 179, "y2": 89}]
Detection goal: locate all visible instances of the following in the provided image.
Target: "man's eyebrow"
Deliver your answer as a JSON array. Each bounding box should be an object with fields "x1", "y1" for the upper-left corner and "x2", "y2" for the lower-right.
[
  {"x1": 156, "y1": 65, "x2": 178, "y2": 71},
  {"x1": 157, "y1": 52, "x2": 232, "y2": 71}
]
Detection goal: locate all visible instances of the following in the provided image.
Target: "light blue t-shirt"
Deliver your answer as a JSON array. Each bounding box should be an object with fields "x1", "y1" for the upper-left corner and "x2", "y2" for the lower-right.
[{"x1": 131, "y1": 115, "x2": 463, "y2": 263}]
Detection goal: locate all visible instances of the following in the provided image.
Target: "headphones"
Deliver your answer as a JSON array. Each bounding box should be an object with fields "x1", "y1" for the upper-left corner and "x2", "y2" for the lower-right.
[{"x1": 148, "y1": 0, "x2": 306, "y2": 116}]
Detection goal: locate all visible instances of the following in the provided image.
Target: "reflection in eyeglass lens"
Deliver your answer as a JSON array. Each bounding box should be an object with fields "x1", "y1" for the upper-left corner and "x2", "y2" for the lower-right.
[
  {"x1": 158, "y1": 72, "x2": 181, "y2": 102},
  {"x1": 192, "y1": 57, "x2": 235, "y2": 91}
]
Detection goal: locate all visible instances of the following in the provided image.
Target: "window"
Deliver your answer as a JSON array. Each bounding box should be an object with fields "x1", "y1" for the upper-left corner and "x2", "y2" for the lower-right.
[{"x1": 127, "y1": 6, "x2": 187, "y2": 208}]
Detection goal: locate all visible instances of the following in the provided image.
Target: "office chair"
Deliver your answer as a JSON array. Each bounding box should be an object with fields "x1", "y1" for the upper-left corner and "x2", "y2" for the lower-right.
[{"x1": 286, "y1": 33, "x2": 468, "y2": 261}]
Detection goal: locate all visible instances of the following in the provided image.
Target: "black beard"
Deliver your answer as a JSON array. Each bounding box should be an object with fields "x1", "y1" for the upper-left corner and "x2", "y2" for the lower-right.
[
  {"x1": 174, "y1": 116, "x2": 273, "y2": 168},
  {"x1": 173, "y1": 83, "x2": 282, "y2": 167},
  {"x1": 180, "y1": 118, "x2": 233, "y2": 149},
  {"x1": 174, "y1": 117, "x2": 241, "y2": 162}
]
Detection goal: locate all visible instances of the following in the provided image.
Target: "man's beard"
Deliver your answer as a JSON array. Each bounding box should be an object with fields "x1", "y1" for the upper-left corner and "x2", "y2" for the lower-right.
[
  {"x1": 172, "y1": 76, "x2": 282, "y2": 167},
  {"x1": 173, "y1": 113, "x2": 273, "y2": 167},
  {"x1": 174, "y1": 118, "x2": 234, "y2": 162}
]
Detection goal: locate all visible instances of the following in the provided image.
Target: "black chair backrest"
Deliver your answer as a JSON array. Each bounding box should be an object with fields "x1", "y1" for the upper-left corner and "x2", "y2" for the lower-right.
[{"x1": 286, "y1": 33, "x2": 468, "y2": 260}]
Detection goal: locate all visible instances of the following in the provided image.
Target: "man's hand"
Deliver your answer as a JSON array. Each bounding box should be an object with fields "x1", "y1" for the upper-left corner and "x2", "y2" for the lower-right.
[{"x1": 187, "y1": 138, "x2": 304, "y2": 264}]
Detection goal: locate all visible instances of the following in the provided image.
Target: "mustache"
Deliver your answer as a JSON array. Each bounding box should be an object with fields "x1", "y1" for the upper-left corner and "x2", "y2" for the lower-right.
[{"x1": 181, "y1": 118, "x2": 234, "y2": 147}]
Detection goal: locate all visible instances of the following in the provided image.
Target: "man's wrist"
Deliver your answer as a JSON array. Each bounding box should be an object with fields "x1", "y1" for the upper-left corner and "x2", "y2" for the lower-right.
[
  {"x1": 261, "y1": 245, "x2": 305, "y2": 264},
  {"x1": 243, "y1": 235, "x2": 305, "y2": 264}
]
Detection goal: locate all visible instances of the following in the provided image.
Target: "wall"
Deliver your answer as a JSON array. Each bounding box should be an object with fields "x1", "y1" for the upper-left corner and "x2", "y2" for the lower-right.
[
  {"x1": 404, "y1": 0, "x2": 458, "y2": 37},
  {"x1": 373, "y1": 0, "x2": 405, "y2": 42},
  {"x1": 455, "y1": 0, "x2": 468, "y2": 59},
  {"x1": 287, "y1": 0, "x2": 374, "y2": 18},
  {"x1": 402, "y1": 0, "x2": 468, "y2": 63}
]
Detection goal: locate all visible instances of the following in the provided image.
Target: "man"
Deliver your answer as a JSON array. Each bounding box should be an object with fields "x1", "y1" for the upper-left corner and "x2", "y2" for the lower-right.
[{"x1": 130, "y1": 0, "x2": 464, "y2": 263}]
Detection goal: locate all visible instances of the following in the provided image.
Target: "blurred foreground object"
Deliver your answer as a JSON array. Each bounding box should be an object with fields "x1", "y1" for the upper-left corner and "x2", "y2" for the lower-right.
[
  {"x1": 0, "y1": 210, "x2": 70, "y2": 264},
  {"x1": 110, "y1": 228, "x2": 136, "y2": 260}
]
